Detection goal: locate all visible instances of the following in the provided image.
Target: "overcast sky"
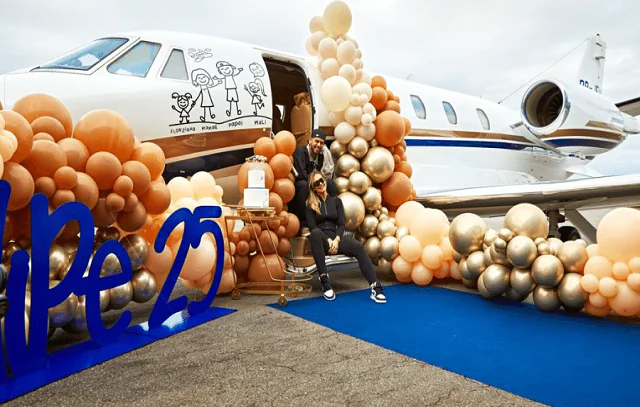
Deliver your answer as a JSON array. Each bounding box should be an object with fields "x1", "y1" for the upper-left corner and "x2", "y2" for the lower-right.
[{"x1": 0, "y1": 0, "x2": 638, "y2": 110}]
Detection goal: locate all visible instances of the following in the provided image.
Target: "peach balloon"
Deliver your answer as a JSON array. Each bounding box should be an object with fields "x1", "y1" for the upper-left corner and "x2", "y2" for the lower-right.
[
  {"x1": 395, "y1": 200, "x2": 425, "y2": 228},
  {"x1": 598, "y1": 277, "x2": 618, "y2": 297},
  {"x1": 433, "y1": 262, "x2": 451, "y2": 279},
  {"x1": 216, "y1": 268, "x2": 236, "y2": 294},
  {"x1": 258, "y1": 230, "x2": 278, "y2": 254},
  {"x1": 106, "y1": 192, "x2": 126, "y2": 212},
  {"x1": 608, "y1": 281, "x2": 640, "y2": 316},
  {"x1": 2, "y1": 162, "x2": 34, "y2": 210},
  {"x1": 391, "y1": 255, "x2": 412, "y2": 278},
  {"x1": 21, "y1": 139, "x2": 67, "y2": 180},
  {"x1": 53, "y1": 166, "x2": 78, "y2": 190},
  {"x1": 12, "y1": 93, "x2": 73, "y2": 137},
  {"x1": 269, "y1": 192, "x2": 284, "y2": 214},
  {"x1": 31, "y1": 116, "x2": 67, "y2": 142},
  {"x1": 596, "y1": 207, "x2": 640, "y2": 263},
  {"x1": 35, "y1": 176, "x2": 57, "y2": 198},
  {"x1": 0, "y1": 137, "x2": 15, "y2": 162},
  {"x1": 113, "y1": 175, "x2": 134, "y2": 197},
  {"x1": 167, "y1": 177, "x2": 194, "y2": 203},
  {"x1": 1, "y1": 110, "x2": 34, "y2": 163},
  {"x1": 272, "y1": 178, "x2": 295, "y2": 203},
  {"x1": 72, "y1": 172, "x2": 99, "y2": 210},
  {"x1": 626, "y1": 273, "x2": 640, "y2": 291},
  {"x1": 399, "y1": 235, "x2": 422, "y2": 262},
  {"x1": 421, "y1": 244, "x2": 444, "y2": 269},
  {"x1": 85, "y1": 151, "x2": 122, "y2": 190},
  {"x1": 375, "y1": 110, "x2": 405, "y2": 147},
  {"x1": 269, "y1": 153, "x2": 293, "y2": 179},
  {"x1": 384, "y1": 100, "x2": 401, "y2": 113},
  {"x1": 584, "y1": 302, "x2": 611, "y2": 317},
  {"x1": 629, "y1": 257, "x2": 640, "y2": 273},
  {"x1": 33, "y1": 132, "x2": 55, "y2": 142},
  {"x1": 612, "y1": 262, "x2": 630, "y2": 280},
  {"x1": 171, "y1": 234, "x2": 216, "y2": 281},
  {"x1": 51, "y1": 189, "x2": 75, "y2": 208},
  {"x1": 411, "y1": 263, "x2": 434, "y2": 286},
  {"x1": 131, "y1": 142, "x2": 165, "y2": 180},
  {"x1": 57, "y1": 138, "x2": 90, "y2": 172},
  {"x1": 122, "y1": 160, "x2": 151, "y2": 196},
  {"x1": 584, "y1": 255, "x2": 613, "y2": 279},
  {"x1": 254, "y1": 137, "x2": 277, "y2": 161},
  {"x1": 190, "y1": 171, "x2": 217, "y2": 199},
  {"x1": 589, "y1": 292, "x2": 608, "y2": 308},
  {"x1": 284, "y1": 213, "x2": 300, "y2": 238},
  {"x1": 144, "y1": 244, "x2": 174, "y2": 276},
  {"x1": 72, "y1": 109, "x2": 135, "y2": 162},
  {"x1": 409, "y1": 208, "x2": 449, "y2": 247},
  {"x1": 123, "y1": 193, "x2": 139, "y2": 212},
  {"x1": 381, "y1": 172, "x2": 412, "y2": 207},
  {"x1": 580, "y1": 273, "x2": 600, "y2": 293},
  {"x1": 274, "y1": 131, "x2": 296, "y2": 155}
]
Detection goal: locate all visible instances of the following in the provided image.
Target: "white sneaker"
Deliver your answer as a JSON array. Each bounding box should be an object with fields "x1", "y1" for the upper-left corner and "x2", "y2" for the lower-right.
[
  {"x1": 370, "y1": 282, "x2": 386, "y2": 304},
  {"x1": 320, "y1": 274, "x2": 335, "y2": 301}
]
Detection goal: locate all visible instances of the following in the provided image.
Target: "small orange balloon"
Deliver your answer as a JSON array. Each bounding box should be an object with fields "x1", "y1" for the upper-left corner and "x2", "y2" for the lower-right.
[
  {"x1": 269, "y1": 153, "x2": 293, "y2": 179},
  {"x1": 34, "y1": 176, "x2": 57, "y2": 199},
  {"x1": 53, "y1": 166, "x2": 78, "y2": 190},
  {"x1": 116, "y1": 201, "x2": 148, "y2": 232},
  {"x1": 397, "y1": 161, "x2": 413, "y2": 178},
  {"x1": 375, "y1": 111, "x2": 405, "y2": 147},
  {"x1": 384, "y1": 100, "x2": 401, "y2": 113},
  {"x1": 21, "y1": 139, "x2": 68, "y2": 179},
  {"x1": 284, "y1": 213, "x2": 300, "y2": 238},
  {"x1": 72, "y1": 109, "x2": 135, "y2": 163},
  {"x1": 381, "y1": 172, "x2": 413, "y2": 207},
  {"x1": 51, "y1": 189, "x2": 75, "y2": 208},
  {"x1": 122, "y1": 160, "x2": 151, "y2": 196},
  {"x1": 12, "y1": 93, "x2": 73, "y2": 137},
  {"x1": 272, "y1": 178, "x2": 295, "y2": 203},
  {"x1": 85, "y1": 151, "x2": 123, "y2": 190},
  {"x1": 31, "y1": 116, "x2": 67, "y2": 142},
  {"x1": 113, "y1": 175, "x2": 134, "y2": 197},
  {"x1": 57, "y1": 138, "x2": 90, "y2": 172},
  {"x1": 106, "y1": 192, "x2": 126, "y2": 212},
  {"x1": 386, "y1": 89, "x2": 395, "y2": 101},
  {"x1": 371, "y1": 76, "x2": 387, "y2": 90},
  {"x1": 0, "y1": 110, "x2": 34, "y2": 163},
  {"x1": 277, "y1": 238, "x2": 291, "y2": 256},
  {"x1": 138, "y1": 181, "x2": 171, "y2": 215},
  {"x1": 33, "y1": 132, "x2": 55, "y2": 142},
  {"x1": 370, "y1": 87, "x2": 388, "y2": 111},
  {"x1": 254, "y1": 137, "x2": 277, "y2": 160},
  {"x1": 2, "y1": 162, "x2": 34, "y2": 210},
  {"x1": 403, "y1": 117, "x2": 412, "y2": 136},
  {"x1": 123, "y1": 193, "x2": 139, "y2": 212},
  {"x1": 91, "y1": 198, "x2": 116, "y2": 228},
  {"x1": 131, "y1": 142, "x2": 165, "y2": 180},
  {"x1": 72, "y1": 172, "x2": 99, "y2": 210},
  {"x1": 269, "y1": 192, "x2": 284, "y2": 214}
]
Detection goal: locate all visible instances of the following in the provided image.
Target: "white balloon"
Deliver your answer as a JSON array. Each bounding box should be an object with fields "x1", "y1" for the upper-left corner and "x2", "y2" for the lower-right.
[
  {"x1": 358, "y1": 71, "x2": 372, "y2": 85},
  {"x1": 309, "y1": 16, "x2": 325, "y2": 34},
  {"x1": 329, "y1": 110, "x2": 345, "y2": 127},
  {"x1": 356, "y1": 123, "x2": 376, "y2": 141},
  {"x1": 336, "y1": 38, "x2": 344, "y2": 45},
  {"x1": 334, "y1": 121, "x2": 356, "y2": 144},
  {"x1": 363, "y1": 103, "x2": 376, "y2": 116},
  {"x1": 351, "y1": 94, "x2": 360, "y2": 105},
  {"x1": 311, "y1": 31, "x2": 327, "y2": 52},
  {"x1": 338, "y1": 63, "x2": 357, "y2": 84},
  {"x1": 337, "y1": 40, "x2": 357, "y2": 65},
  {"x1": 323, "y1": 1, "x2": 352, "y2": 36},
  {"x1": 321, "y1": 58, "x2": 340, "y2": 78},
  {"x1": 305, "y1": 37, "x2": 317, "y2": 56},
  {"x1": 352, "y1": 58, "x2": 363, "y2": 70},
  {"x1": 344, "y1": 105, "x2": 363, "y2": 126},
  {"x1": 318, "y1": 37, "x2": 338, "y2": 59},
  {"x1": 359, "y1": 94, "x2": 370, "y2": 106},
  {"x1": 361, "y1": 113, "x2": 373, "y2": 126}
]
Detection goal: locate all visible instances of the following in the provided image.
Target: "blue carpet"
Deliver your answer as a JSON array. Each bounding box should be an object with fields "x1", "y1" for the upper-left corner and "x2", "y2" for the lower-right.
[
  {"x1": 1, "y1": 306, "x2": 235, "y2": 403},
  {"x1": 270, "y1": 284, "x2": 640, "y2": 407}
]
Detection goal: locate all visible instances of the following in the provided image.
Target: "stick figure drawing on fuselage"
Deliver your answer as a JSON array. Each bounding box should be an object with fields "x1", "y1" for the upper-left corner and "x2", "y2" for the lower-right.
[
  {"x1": 244, "y1": 80, "x2": 266, "y2": 115},
  {"x1": 214, "y1": 61, "x2": 243, "y2": 117},
  {"x1": 191, "y1": 68, "x2": 222, "y2": 122},
  {"x1": 171, "y1": 92, "x2": 193, "y2": 124}
]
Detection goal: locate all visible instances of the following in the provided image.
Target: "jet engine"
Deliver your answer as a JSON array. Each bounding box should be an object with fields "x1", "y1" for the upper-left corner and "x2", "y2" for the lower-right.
[{"x1": 520, "y1": 78, "x2": 632, "y2": 156}]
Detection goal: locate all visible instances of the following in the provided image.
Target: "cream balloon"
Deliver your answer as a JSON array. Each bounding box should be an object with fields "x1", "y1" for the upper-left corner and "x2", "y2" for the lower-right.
[
  {"x1": 321, "y1": 58, "x2": 340, "y2": 79},
  {"x1": 310, "y1": 31, "x2": 327, "y2": 52},
  {"x1": 334, "y1": 121, "x2": 356, "y2": 144},
  {"x1": 597, "y1": 207, "x2": 640, "y2": 263},
  {"x1": 309, "y1": 16, "x2": 325, "y2": 33},
  {"x1": 321, "y1": 76, "x2": 352, "y2": 111},
  {"x1": 356, "y1": 123, "x2": 376, "y2": 141},
  {"x1": 322, "y1": 1, "x2": 352, "y2": 36},
  {"x1": 339, "y1": 64, "x2": 357, "y2": 85},
  {"x1": 399, "y1": 235, "x2": 422, "y2": 262},
  {"x1": 344, "y1": 105, "x2": 363, "y2": 126},
  {"x1": 318, "y1": 37, "x2": 338, "y2": 59},
  {"x1": 336, "y1": 39, "x2": 357, "y2": 65}
]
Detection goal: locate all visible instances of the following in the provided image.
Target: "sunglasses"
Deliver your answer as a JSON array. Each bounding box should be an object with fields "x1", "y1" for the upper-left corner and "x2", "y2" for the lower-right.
[{"x1": 313, "y1": 178, "x2": 326, "y2": 188}]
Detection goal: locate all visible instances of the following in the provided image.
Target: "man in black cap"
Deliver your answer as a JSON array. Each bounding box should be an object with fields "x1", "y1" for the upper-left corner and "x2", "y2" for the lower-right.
[{"x1": 291, "y1": 128, "x2": 337, "y2": 233}]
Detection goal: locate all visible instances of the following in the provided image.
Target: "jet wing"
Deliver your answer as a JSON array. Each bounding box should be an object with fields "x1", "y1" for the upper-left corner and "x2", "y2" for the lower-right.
[
  {"x1": 414, "y1": 174, "x2": 640, "y2": 217},
  {"x1": 617, "y1": 96, "x2": 640, "y2": 117}
]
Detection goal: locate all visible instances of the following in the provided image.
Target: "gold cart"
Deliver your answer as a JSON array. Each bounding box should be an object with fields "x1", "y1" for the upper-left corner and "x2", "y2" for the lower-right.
[{"x1": 223, "y1": 205, "x2": 314, "y2": 306}]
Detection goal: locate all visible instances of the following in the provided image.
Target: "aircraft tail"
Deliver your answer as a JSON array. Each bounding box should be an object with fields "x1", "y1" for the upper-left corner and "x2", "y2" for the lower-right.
[{"x1": 577, "y1": 34, "x2": 606, "y2": 94}]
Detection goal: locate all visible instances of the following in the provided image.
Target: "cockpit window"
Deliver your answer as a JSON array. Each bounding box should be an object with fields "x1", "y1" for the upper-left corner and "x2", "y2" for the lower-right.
[
  {"x1": 33, "y1": 37, "x2": 129, "y2": 71},
  {"x1": 107, "y1": 41, "x2": 161, "y2": 78}
]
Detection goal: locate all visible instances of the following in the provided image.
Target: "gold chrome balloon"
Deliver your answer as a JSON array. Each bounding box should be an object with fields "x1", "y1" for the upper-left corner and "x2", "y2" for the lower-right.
[
  {"x1": 364, "y1": 236, "x2": 381, "y2": 259},
  {"x1": 347, "y1": 136, "x2": 369, "y2": 159},
  {"x1": 132, "y1": 269, "x2": 158, "y2": 303},
  {"x1": 330, "y1": 140, "x2": 348, "y2": 160},
  {"x1": 453, "y1": 250, "x2": 463, "y2": 263},
  {"x1": 498, "y1": 228, "x2": 513, "y2": 242},
  {"x1": 49, "y1": 244, "x2": 69, "y2": 280},
  {"x1": 378, "y1": 214, "x2": 389, "y2": 222},
  {"x1": 101, "y1": 253, "x2": 123, "y2": 276},
  {"x1": 120, "y1": 234, "x2": 149, "y2": 271},
  {"x1": 483, "y1": 229, "x2": 498, "y2": 247},
  {"x1": 362, "y1": 187, "x2": 382, "y2": 212},
  {"x1": 557, "y1": 272, "x2": 587, "y2": 310},
  {"x1": 533, "y1": 286, "x2": 561, "y2": 312},
  {"x1": 556, "y1": 241, "x2": 588, "y2": 274},
  {"x1": 360, "y1": 147, "x2": 394, "y2": 183},
  {"x1": 348, "y1": 171, "x2": 372, "y2": 195},
  {"x1": 101, "y1": 226, "x2": 121, "y2": 242},
  {"x1": 477, "y1": 273, "x2": 498, "y2": 300},
  {"x1": 379, "y1": 236, "x2": 399, "y2": 261},
  {"x1": 336, "y1": 153, "x2": 361, "y2": 178},
  {"x1": 547, "y1": 237, "x2": 563, "y2": 256},
  {"x1": 466, "y1": 250, "x2": 487, "y2": 279},
  {"x1": 377, "y1": 220, "x2": 396, "y2": 239},
  {"x1": 461, "y1": 277, "x2": 477, "y2": 289},
  {"x1": 484, "y1": 246, "x2": 493, "y2": 267},
  {"x1": 505, "y1": 287, "x2": 528, "y2": 302},
  {"x1": 510, "y1": 268, "x2": 536, "y2": 296},
  {"x1": 377, "y1": 257, "x2": 392, "y2": 274},
  {"x1": 537, "y1": 242, "x2": 551, "y2": 256},
  {"x1": 381, "y1": 207, "x2": 389, "y2": 216},
  {"x1": 3, "y1": 242, "x2": 21, "y2": 267},
  {"x1": 493, "y1": 237, "x2": 507, "y2": 254},
  {"x1": 482, "y1": 264, "x2": 510, "y2": 296},
  {"x1": 490, "y1": 243, "x2": 510, "y2": 266},
  {"x1": 99, "y1": 289, "x2": 110, "y2": 312},
  {"x1": 16, "y1": 235, "x2": 31, "y2": 250},
  {"x1": 62, "y1": 296, "x2": 88, "y2": 334},
  {"x1": 395, "y1": 226, "x2": 409, "y2": 241},
  {"x1": 48, "y1": 280, "x2": 78, "y2": 329},
  {"x1": 535, "y1": 237, "x2": 547, "y2": 246},
  {"x1": 334, "y1": 177, "x2": 350, "y2": 195},
  {"x1": 359, "y1": 214, "x2": 379, "y2": 237},
  {"x1": 448, "y1": 213, "x2": 487, "y2": 256},
  {"x1": 109, "y1": 281, "x2": 133, "y2": 310},
  {"x1": 503, "y1": 203, "x2": 549, "y2": 240},
  {"x1": 506, "y1": 235, "x2": 537, "y2": 269},
  {"x1": 531, "y1": 254, "x2": 564, "y2": 288}
]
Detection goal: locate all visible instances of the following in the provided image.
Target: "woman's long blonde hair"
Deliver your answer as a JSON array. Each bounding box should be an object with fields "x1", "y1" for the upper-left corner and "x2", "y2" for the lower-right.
[{"x1": 306, "y1": 170, "x2": 323, "y2": 215}]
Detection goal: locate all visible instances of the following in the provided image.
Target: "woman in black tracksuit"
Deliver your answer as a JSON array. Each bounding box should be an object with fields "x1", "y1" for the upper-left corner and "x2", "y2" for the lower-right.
[{"x1": 305, "y1": 170, "x2": 386, "y2": 303}]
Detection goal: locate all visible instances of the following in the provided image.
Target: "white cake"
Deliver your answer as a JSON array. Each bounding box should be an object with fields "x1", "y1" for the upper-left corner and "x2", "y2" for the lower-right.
[{"x1": 244, "y1": 169, "x2": 269, "y2": 208}]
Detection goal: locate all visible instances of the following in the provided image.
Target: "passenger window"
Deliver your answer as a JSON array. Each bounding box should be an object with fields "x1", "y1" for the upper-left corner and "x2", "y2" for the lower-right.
[
  {"x1": 442, "y1": 101, "x2": 457, "y2": 125},
  {"x1": 410, "y1": 95, "x2": 426, "y2": 119},
  {"x1": 161, "y1": 49, "x2": 188, "y2": 80},
  {"x1": 108, "y1": 41, "x2": 161, "y2": 78},
  {"x1": 476, "y1": 108, "x2": 490, "y2": 130}
]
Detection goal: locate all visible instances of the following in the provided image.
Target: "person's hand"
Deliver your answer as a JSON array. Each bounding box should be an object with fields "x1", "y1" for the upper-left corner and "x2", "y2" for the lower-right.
[{"x1": 327, "y1": 238, "x2": 338, "y2": 255}]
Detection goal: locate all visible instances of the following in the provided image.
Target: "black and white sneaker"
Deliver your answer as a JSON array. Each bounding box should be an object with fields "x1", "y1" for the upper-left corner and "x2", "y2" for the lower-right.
[
  {"x1": 370, "y1": 282, "x2": 386, "y2": 303},
  {"x1": 319, "y1": 274, "x2": 335, "y2": 301}
]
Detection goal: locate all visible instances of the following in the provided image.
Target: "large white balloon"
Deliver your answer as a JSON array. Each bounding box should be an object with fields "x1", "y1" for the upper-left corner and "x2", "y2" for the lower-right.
[
  {"x1": 318, "y1": 37, "x2": 338, "y2": 59},
  {"x1": 323, "y1": 1, "x2": 352, "y2": 36},
  {"x1": 337, "y1": 40, "x2": 357, "y2": 65},
  {"x1": 321, "y1": 76, "x2": 353, "y2": 111}
]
